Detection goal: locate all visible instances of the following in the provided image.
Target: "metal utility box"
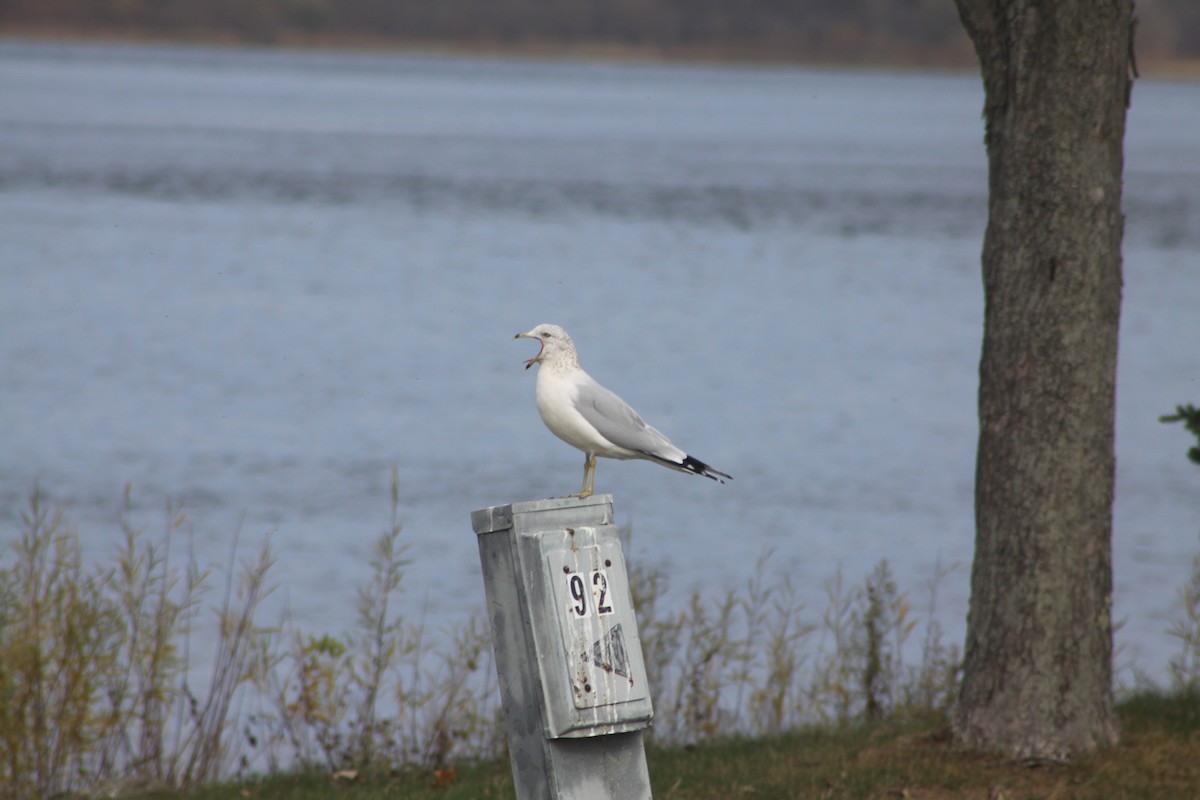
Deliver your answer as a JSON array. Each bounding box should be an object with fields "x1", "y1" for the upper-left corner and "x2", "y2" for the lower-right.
[
  {"x1": 472, "y1": 493, "x2": 653, "y2": 800},
  {"x1": 534, "y1": 524, "x2": 651, "y2": 735}
]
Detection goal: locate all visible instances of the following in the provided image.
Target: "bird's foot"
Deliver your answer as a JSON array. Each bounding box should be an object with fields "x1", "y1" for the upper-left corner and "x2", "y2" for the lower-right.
[{"x1": 571, "y1": 488, "x2": 594, "y2": 499}]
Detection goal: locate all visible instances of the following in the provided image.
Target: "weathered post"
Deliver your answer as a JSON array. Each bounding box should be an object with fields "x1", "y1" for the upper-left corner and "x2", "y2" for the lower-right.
[{"x1": 471, "y1": 493, "x2": 653, "y2": 800}]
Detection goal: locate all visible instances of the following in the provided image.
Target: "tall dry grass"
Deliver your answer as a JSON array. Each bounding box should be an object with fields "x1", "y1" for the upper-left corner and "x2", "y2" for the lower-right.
[
  {"x1": 252, "y1": 472, "x2": 500, "y2": 775},
  {"x1": 1161, "y1": 404, "x2": 1200, "y2": 691},
  {"x1": 0, "y1": 487, "x2": 275, "y2": 798},
  {"x1": 0, "y1": 477, "x2": 1056, "y2": 797},
  {"x1": 624, "y1": 532, "x2": 962, "y2": 744},
  {"x1": 7, "y1": 404, "x2": 1199, "y2": 793}
]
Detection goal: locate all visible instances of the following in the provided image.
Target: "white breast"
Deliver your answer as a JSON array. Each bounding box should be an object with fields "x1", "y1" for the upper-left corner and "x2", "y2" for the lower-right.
[{"x1": 535, "y1": 367, "x2": 632, "y2": 458}]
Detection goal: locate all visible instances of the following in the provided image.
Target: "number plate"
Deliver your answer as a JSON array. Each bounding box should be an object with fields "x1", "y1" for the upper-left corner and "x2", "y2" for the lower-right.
[
  {"x1": 564, "y1": 569, "x2": 616, "y2": 618},
  {"x1": 545, "y1": 540, "x2": 648, "y2": 710}
]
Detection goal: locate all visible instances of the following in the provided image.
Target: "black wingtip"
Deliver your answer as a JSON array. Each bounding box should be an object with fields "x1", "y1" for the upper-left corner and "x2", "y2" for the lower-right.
[{"x1": 680, "y1": 455, "x2": 732, "y2": 484}]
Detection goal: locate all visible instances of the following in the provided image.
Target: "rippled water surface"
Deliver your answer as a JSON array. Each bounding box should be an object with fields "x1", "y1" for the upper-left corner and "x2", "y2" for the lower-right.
[{"x1": 2, "y1": 40, "x2": 1198, "y2": 681}]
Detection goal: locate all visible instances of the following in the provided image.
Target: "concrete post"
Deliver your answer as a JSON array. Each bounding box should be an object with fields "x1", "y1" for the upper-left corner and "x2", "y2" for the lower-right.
[{"x1": 471, "y1": 493, "x2": 653, "y2": 800}]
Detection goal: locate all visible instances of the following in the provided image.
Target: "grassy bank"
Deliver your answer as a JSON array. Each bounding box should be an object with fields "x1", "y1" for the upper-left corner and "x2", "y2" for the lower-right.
[
  {"x1": 3, "y1": 477, "x2": 1199, "y2": 798},
  {"x1": 122, "y1": 689, "x2": 1200, "y2": 799},
  {"x1": 0, "y1": 480, "x2": 967, "y2": 797}
]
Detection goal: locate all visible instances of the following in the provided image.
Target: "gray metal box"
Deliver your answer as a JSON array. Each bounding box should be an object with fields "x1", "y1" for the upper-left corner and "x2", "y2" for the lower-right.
[{"x1": 473, "y1": 494, "x2": 653, "y2": 739}]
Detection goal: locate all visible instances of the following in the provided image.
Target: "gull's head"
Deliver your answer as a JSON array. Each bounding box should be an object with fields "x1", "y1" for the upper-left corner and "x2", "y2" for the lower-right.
[{"x1": 514, "y1": 323, "x2": 577, "y2": 370}]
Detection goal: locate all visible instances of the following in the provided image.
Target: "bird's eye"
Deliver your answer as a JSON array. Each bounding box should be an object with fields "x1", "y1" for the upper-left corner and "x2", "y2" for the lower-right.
[{"x1": 540, "y1": 331, "x2": 551, "y2": 338}]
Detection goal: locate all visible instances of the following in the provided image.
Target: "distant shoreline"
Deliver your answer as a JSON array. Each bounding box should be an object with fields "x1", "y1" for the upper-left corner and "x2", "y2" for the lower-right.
[
  {"x1": 5, "y1": 24, "x2": 1199, "y2": 79},
  {"x1": 2, "y1": 25, "x2": 969, "y2": 70}
]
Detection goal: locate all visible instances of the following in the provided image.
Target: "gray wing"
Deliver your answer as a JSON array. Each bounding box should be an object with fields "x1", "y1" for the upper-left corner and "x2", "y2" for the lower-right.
[{"x1": 573, "y1": 376, "x2": 685, "y2": 460}]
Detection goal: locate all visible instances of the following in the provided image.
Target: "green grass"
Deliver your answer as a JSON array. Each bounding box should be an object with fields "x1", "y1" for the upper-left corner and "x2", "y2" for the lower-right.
[
  {"x1": 647, "y1": 700, "x2": 1200, "y2": 800},
  {"x1": 645, "y1": 694, "x2": 1200, "y2": 800},
  {"x1": 124, "y1": 689, "x2": 1200, "y2": 800},
  {"x1": 131, "y1": 759, "x2": 516, "y2": 800}
]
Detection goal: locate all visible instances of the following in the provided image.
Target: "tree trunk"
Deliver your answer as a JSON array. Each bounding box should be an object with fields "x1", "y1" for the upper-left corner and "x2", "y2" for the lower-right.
[{"x1": 951, "y1": 0, "x2": 1132, "y2": 760}]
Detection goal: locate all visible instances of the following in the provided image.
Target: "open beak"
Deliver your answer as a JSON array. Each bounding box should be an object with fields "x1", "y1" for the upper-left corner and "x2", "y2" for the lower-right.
[{"x1": 514, "y1": 331, "x2": 543, "y2": 370}]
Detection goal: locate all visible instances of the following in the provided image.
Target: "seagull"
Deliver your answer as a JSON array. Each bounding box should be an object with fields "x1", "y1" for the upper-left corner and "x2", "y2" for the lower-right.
[{"x1": 514, "y1": 323, "x2": 732, "y2": 498}]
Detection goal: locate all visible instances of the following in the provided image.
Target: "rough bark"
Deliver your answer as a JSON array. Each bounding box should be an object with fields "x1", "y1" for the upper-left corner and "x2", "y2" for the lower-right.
[{"x1": 951, "y1": 0, "x2": 1132, "y2": 760}]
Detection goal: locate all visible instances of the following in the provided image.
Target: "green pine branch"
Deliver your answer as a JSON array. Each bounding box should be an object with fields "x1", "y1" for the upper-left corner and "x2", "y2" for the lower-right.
[{"x1": 1160, "y1": 404, "x2": 1200, "y2": 466}]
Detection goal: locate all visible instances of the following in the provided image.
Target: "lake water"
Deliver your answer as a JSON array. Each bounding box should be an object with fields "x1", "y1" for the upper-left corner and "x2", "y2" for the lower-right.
[{"x1": 2, "y1": 40, "x2": 1198, "y2": 685}]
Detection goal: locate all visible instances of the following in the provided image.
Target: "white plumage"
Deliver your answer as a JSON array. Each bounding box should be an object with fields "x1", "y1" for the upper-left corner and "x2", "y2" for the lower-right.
[{"x1": 515, "y1": 323, "x2": 732, "y2": 498}]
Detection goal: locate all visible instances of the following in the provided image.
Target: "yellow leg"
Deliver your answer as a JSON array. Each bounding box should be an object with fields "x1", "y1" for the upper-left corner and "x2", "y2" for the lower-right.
[{"x1": 574, "y1": 454, "x2": 596, "y2": 499}]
